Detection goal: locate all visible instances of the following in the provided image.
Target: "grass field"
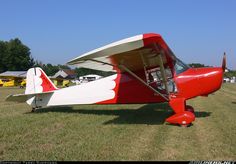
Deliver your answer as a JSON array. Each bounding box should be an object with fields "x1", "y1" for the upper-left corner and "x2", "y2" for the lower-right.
[{"x1": 0, "y1": 84, "x2": 235, "y2": 161}]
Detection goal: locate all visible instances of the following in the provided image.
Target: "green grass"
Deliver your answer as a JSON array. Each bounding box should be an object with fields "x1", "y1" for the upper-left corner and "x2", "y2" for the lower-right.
[{"x1": 0, "y1": 84, "x2": 235, "y2": 161}]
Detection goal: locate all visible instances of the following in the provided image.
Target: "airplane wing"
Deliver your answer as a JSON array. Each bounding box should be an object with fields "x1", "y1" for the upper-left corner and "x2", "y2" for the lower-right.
[
  {"x1": 67, "y1": 33, "x2": 177, "y2": 100},
  {"x1": 67, "y1": 33, "x2": 177, "y2": 73}
]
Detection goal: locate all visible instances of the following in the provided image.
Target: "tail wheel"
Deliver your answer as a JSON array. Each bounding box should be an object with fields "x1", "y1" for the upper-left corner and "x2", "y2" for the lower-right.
[
  {"x1": 186, "y1": 105, "x2": 195, "y2": 113},
  {"x1": 31, "y1": 108, "x2": 36, "y2": 113}
]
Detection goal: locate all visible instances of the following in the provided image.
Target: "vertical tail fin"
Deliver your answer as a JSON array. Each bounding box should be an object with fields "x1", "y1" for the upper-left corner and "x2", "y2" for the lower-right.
[{"x1": 25, "y1": 67, "x2": 58, "y2": 94}]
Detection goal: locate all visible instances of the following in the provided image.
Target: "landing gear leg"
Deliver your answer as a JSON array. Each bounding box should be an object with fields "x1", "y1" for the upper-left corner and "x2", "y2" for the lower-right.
[
  {"x1": 166, "y1": 98, "x2": 195, "y2": 126},
  {"x1": 31, "y1": 106, "x2": 42, "y2": 112}
]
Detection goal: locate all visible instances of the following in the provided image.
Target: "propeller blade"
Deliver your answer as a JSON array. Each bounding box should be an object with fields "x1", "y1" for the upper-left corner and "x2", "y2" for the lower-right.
[{"x1": 222, "y1": 52, "x2": 226, "y2": 72}]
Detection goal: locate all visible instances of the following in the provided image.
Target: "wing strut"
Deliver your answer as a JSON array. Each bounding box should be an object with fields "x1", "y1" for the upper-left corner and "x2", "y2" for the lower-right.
[
  {"x1": 118, "y1": 64, "x2": 169, "y2": 101},
  {"x1": 89, "y1": 59, "x2": 114, "y2": 66},
  {"x1": 139, "y1": 51, "x2": 150, "y2": 84},
  {"x1": 153, "y1": 44, "x2": 170, "y2": 95}
]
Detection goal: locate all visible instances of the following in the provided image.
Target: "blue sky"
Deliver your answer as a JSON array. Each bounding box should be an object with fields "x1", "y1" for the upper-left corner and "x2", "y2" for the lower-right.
[{"x1": 0, "y1": 0, "x2": 235, "y2": 69}]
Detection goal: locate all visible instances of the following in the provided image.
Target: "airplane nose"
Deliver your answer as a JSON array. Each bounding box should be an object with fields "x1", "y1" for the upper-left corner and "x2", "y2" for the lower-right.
[{"x1": 197, "y1": 67, "x2": 223, "y2": 96}]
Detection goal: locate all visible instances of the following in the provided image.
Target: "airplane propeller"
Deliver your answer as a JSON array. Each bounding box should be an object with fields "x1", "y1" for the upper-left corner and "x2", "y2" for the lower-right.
[{"x1": 222, "y1": 52, "x2": 226, "y2": 72}]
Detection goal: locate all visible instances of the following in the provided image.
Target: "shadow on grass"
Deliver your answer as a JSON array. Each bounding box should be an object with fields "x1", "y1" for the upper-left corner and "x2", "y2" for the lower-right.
[
  {"x1": 26, "y1": 103, "x2": 211, "y2": 125},
  {"x1": 232, "y1": 101, "x2": 236, "y2": 104}
]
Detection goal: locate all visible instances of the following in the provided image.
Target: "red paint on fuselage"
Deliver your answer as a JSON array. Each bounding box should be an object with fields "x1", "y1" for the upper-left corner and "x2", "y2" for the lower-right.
[
  {"x1": 98, "y1": 71, "x2": 166, "y2": 104},
  {"x1": 98, "y1": 67, "x2": 223, "y2": 105},
  {"x1": 174, "y1": 67, "x2": 223, "y2": 100}
]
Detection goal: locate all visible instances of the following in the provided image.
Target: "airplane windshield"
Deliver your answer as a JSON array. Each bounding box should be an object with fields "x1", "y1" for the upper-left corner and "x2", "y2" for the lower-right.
[{"x1": 174, "y1": 58, "x2": 190, "y2": 75}]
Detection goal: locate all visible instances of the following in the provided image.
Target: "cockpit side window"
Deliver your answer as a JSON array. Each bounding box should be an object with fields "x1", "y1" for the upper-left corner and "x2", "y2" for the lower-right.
[
  {"x1": 147, "y1": 66, "x2": 178, "y2": 93},
  {"x1": 174, "y1": 58, "x2": 190, "y2": 75}
]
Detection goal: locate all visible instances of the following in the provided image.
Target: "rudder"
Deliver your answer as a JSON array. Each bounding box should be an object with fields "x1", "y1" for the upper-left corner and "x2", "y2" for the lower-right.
[{"x1": 25, "y1": 67, "x2": 58, "y2": 94}]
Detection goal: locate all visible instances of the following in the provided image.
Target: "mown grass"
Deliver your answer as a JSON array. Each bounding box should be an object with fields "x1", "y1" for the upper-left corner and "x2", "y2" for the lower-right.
[{"x1": 0, "y1": 84, "x2": 235, "y2": 161}]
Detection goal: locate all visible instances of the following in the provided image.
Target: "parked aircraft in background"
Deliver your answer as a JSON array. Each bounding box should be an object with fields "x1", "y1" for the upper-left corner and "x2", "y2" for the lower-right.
[
  {"x1": 6, "y1": 33, "x2": 226, "y2": 126},
  {"x1": 0, "y1": 71, "x2": 27, "y2": 87}
]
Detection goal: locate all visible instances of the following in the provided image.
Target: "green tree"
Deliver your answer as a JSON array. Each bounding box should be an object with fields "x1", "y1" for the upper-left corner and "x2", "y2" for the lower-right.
[
  {"x1": 0, "y1": 41, "x2": 7, "y2": 73},
  {"x1": 189, "y1": 63, "x2": 206, "y2": 68},
  {"x1": 189, "y1": 63, "x2": 213, "y2": 68},
  {"x1": 58, "y1": 64, "x2": 71, "y2": 70},
  {"x1": 75, "y1": 67, "x2": 115, "y2": 78},
  {"x1": 224, "y1": 70, "x2": 236, "y2": 78},
  {"x1": 0, "y1": 38, "x2": 35, "y2": 73},
  {"x1": 42, "y1": 64, "x2": 59, "y2": 76},
  {"x1": 33, "y1": 61, "x2": 73, "y2": 76}
]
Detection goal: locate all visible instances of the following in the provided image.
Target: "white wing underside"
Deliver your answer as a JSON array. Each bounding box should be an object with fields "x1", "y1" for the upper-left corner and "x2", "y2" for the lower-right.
[
  {"x1": 67, "y1": 34, "x2": 144, "y2": 72},
  {"x1": 67, "y1": 33, "x2": 176, "y2": 73}
]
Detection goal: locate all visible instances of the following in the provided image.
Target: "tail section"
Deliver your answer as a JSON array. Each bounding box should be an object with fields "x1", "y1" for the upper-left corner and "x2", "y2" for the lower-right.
[
  {"x1": 6, "y1": 67, "x2": 57, "y2": 108},
  {"x1": 25, "y1": 67, "x2": 58, "y2": 94}
]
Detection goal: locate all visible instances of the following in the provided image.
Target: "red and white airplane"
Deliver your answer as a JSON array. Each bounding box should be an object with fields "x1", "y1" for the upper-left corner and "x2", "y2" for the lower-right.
[{"x1": 6, "y1": 33, "x2": 226, "y2": 126}]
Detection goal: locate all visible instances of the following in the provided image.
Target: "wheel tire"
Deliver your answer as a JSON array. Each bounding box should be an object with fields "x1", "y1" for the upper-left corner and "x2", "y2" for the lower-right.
[
  {"x1": 186, "y1": 105, "x2": 194, "y2": 113},
  {"x1": 180, "y1": 123, "x2": 193, "y2": 127},
  {"x1": 31, "y1": 108, "x2": 36, "y2": 113}
]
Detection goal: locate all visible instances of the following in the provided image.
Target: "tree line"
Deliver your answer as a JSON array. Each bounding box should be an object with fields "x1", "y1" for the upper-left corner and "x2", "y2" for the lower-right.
[
  {"x1": 0, "y1": 38, "x2": 235, "y2": 78},
  {"x1": 0, "y1": 38, "x2": 114, "y2": 77},
  {"x1": 188, "y1": 63, "x2": 236, "y2": 78},
  {"x1": 34, "y1": 62, "x2": 114, "y2": 77},
  {"x1": 0, "y1": 38, "x2": 34, "y2": 73}
]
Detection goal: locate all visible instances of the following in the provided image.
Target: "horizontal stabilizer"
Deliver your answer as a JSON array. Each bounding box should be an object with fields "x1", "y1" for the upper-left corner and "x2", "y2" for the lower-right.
[{"x1": 6, "y1": 91, "x2": 54, "y2": 103}]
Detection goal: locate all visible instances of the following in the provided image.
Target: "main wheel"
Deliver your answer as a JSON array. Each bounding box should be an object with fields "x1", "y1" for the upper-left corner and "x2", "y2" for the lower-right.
[
  {"x1": 186, "y1": 105, "x2": 194, "y2": 113},
  {"x1": 180, "y1": 123, "x2": 193, "y2": 127}
]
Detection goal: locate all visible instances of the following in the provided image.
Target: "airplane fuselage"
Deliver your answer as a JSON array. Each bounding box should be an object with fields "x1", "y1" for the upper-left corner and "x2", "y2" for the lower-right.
[{"x1": 28, "y1": 65, "x2": 223, "y2": 109}]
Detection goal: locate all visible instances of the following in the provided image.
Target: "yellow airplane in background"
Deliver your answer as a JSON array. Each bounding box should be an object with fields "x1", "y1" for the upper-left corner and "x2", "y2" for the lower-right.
[
  {"x1": 0, "y1": 71, "x2": 27, "y2": 88},
  {"x1": 0, "y1": 79, "x2": 3, "y2": 87}
]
